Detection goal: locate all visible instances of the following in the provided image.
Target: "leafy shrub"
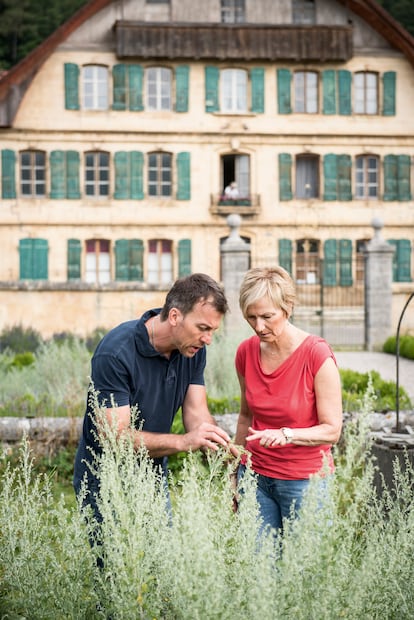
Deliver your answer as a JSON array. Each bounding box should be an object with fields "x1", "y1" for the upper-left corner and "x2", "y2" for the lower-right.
[
  {"x1": 383, "y1": 333, "x2": 414, "y2": 360},
  {"x1": 340, "y1": 368, "x2": 411, "y2": 412},
  {"x1": 8, "y1": 351, "x2": 36, "y2": 369},
  {"x1": 0, "y1": 324, "x2": 42, "y2": 354}
]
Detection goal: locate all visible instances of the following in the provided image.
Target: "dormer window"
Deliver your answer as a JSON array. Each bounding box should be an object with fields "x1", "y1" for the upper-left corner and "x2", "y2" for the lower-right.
[{"x1": 221, "y1": 0, "x2": 245, "y2": 23}]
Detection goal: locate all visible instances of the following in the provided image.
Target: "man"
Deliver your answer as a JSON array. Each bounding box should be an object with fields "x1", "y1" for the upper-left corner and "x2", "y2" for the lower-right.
[{"x1": 73, "y1": 273, "x2": 235, "y2": 519}]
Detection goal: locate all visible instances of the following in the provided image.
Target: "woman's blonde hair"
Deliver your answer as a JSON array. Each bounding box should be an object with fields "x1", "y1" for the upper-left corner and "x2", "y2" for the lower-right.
[{"x1": 239, "y1": 266, "x2": 296, "y2": 318}]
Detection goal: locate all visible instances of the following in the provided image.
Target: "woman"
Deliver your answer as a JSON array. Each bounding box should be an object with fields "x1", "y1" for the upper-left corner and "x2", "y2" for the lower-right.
[{"x1": 234, "y1": 266, "x2": 343, "y2": 536}]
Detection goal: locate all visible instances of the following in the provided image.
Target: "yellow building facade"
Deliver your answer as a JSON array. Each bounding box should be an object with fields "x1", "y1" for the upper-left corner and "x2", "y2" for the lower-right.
[{"x1": 0, "y1": 0, "x2": 413, "y2": 339}]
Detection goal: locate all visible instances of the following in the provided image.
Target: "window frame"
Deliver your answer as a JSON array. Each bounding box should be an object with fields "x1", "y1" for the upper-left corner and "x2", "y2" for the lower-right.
[
  {"x1": 355, "y1": 154, "x2": 379, "y2": 200},
  {"x1": 354, "y1": 71, "x2": 378, "y2": 115},
  {"x1": 20, "y1": 150, "x2": 46, "y2": 198},
  {"x1": 148, "y1": 239, "x2": 173, "y2": 285},
  {"x1": 85, "y1": 238, "x2": 111, "y2": 284},
  {"x1": 148, "y1": 151, "x2": 173, "y2": 197},
  {"x1": 146, "y1": 66, "x2": 173, "y2": 111},
  {"x1": 84, "y1": 151, "x2": 110, "y2": 198},
  {"x1": 292, "y1": 0, "x2": 316, "y2": 24},
  {"x1": 294, "y1": 70, "x2": 319, "y2": 113},
  {"x1": 220, "y1": 68, "x2": 248, "y2": 113},
  {"x1": 296, "y1": 238, "x2": 320, "y2": 284},
  {"x1": 221, "y1": 0, "x2": 246, "y2": 23},
  {"x1": 295, "y1": 154, "x2": 320, "y2": 198},
  {"x1": 82, "y1": 64, "x2": 109, "y2": 111}
]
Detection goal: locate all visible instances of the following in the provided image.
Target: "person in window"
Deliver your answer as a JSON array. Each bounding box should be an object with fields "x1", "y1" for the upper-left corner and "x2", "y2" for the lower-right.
[
  {"x1": 233, "y1": 266, "x2": 343, "y2": 538},
  {"x1": 74, "y1": 273, "x2": 237, "y2": 528},
  {"x1": 224, "y1": 181, "x2": 239, "y2": 200}
]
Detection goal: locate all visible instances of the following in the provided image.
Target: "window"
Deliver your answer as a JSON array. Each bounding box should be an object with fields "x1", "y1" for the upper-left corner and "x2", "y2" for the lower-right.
[
  {"x1": 388, "y1": 239, "x2": 412, "y2": 282},
  {"x1": 147, "y1": 67, "x2": 172, "y2": 111},
  {"x1": 85, "y1": 152, "x2": 110, "y2": 197},
  {"x1": 115, "y1": 239, "x2": 144, "y2": 281},
  {"x1": 296, "y1": 239, "x2": 319, "y2": 284},
  {"x1": 220, "y1": 69, "x2": 248, "y2": 113},
  {"x1": 296, "y1": 154, "x2": 319, "y2": 198},
  {"x1": 82, "y1": 65, "x2": 109, "y2": 110},
  {"x1": 19, "y1": 238, "x2": 48, "y2": 280},
  {"x1": 354, "y1": 72, "x2": 378, "y2": 114},
  {"x1": 85, "y1": 239, "x2": 110, "y2": 283},
  {"x1": 20, "y1": 151, "x2": 46, "y2": 197},
  {"x1": 222, "y1": 153, "x2": 250, "y2": 198},
  {"x1": 294, "y1": 71, "x2": 318, "y2": 113},
  {"x1": 293, "y1": 0, "x2": 316, "y2": 24},
  {"x1": 148, "y1": 239, "x2": 173, "y2": 285},
  {"x1": 148, "y1": 152, "x2": 172, "y2": 197},
  {"x1": 355, "y1": 155, "x2": 379, "y2": 199},
  {"x1": 221, "y1": 0, "x2": 245, "y2": 23},
  {"x1": 323, "y1": 239, "x2": 353, "y2": 286},
  {"x1": 383, "y1": 155, "x2": 411, "y2": 201}
]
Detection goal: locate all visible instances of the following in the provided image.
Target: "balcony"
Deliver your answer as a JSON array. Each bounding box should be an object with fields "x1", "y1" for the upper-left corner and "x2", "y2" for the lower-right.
[{"x1": 210, "y1": 193, "x2": 261, "y2": 216}]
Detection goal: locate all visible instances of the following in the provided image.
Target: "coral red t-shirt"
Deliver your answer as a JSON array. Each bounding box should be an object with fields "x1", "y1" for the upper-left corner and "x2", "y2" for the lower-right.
[{"x1": 235, "y1": 334, "x2": 336, "y2": 480}]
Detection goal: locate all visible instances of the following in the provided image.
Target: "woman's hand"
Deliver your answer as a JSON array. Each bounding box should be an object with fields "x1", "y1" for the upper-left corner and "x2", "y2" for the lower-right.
[{"x1": 245, "y1": 426, "x2": 288, "y2": 447}]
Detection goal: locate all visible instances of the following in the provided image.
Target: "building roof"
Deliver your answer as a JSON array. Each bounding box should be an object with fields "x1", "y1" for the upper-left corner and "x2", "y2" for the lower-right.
[{"x1": 0, "y1": 0, "x2": 413, "y2": 126}]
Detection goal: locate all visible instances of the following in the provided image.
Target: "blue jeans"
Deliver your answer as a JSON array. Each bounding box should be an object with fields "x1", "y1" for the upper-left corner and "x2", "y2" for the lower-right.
[{"x1": 238, "y1": 465, "x2": 327, "y2": 537}]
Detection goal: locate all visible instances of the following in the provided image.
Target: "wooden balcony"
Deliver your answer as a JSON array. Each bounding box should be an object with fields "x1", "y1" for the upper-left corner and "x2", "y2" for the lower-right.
[
  {"x1": 115, "y1": 22, "x2": 353, "y2": 62},
  {"x1": 210, "y1": 193, "x2": 261, "y2": 216}
]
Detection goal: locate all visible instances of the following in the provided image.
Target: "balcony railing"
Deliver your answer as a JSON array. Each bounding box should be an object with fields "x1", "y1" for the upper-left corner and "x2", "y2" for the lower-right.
[{"x1": 210, "y1": 193, "x2": 260, "y2": 216}]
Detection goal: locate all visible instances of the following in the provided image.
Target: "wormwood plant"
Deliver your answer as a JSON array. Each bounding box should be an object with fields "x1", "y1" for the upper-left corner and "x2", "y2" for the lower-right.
[{"x1": 1, "y1": 385, "x2": 414, "y2": 619}]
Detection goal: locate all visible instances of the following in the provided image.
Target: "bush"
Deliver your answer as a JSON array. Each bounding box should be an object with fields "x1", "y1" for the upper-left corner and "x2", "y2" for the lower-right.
[
  {"x1": 0, "y1": 324, "x2": 42, "y2": 354},
  {"x1": 383, "y1": 333, "x2": 414, "y2": 360},
  {"x1": 340, "y1": 368, "x2": 411, "y2": 412}
]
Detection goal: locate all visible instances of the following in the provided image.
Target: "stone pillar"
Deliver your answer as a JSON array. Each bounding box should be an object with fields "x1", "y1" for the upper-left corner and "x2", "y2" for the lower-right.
[
  {"x1": 363, "y1": 217, "x2": 395, "y2": 351},
  {"x1": 220, "y1": 214, "x2": 250, "y2": 331}
]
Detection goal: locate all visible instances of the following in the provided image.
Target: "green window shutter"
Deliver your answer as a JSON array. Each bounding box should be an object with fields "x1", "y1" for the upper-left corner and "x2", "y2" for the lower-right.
[
  {"x1": 177, "y1": 152, "x2": 191, "y2": 200},
  {"x1": 278, "y1": 239, "x2": 292, "y2": 275},
  {"x1": 129, "y1": 65, "x2": 144, "y2": 111},
  {"x1": 339, "y1": 239, "x2": 353, "y2": 286},
  {"x1": 129, "y1": 239, "x2": 144, "y2": 281},
  {"x1": 112, "y1": 64, "x2": 127, "y2": 111},
  {"x1": 382, "y1": 71, "x2": 396, "y2": 116},
  {"x1": 397, "y1": 239, "x2": 412, "y2": 282},
  {"x1": 130, "y1": 151, "x2": 144, "y2": 199},
  {"x1": 115, "y1": 239, "x2": 130, "y2": 280},
  {"x1": 323, "y1": 239, "x2": 337, "y2": 286},
  {"x1": 323, "y1": 154, "x2": 338, "y2": 201},
  {"x1": 19, "y1": 239, "x2": 33, "y2": 279},
  {"x1": 277, "y1": 69, "x2": 291, "y2": 114},
  {"x1": 250, "y1": 68, "x2": 265, "y2": 113},
  {"x1": 322, "y1": 70, "x2": 336, "y2": 115},
  {"x1": 50, "y1": 150, "x2": 66, "y2": 199},
  {"x1": 398, "y1": 154, "x2": 411, "y2": 201},
  {"x1": 338, "y1": 70, "x2": 351, "y2": 115},
  {"x1": 32, "y1": 239, "x2": 48, "y2": 280},
  {"x1": 178, "y1": 239, "x2": 192, "y2": 276},
  {"x1": 205, "y1": 66, "x2": 219, "y2": 112},
  {"x1": 67, "y1": 238, "x2": 81, "y2": 280},
  {"x1": 388, "y1": 239, "x2": 398, "y2": 281},
  {"x1": 337, "y1": 154, "x2": 352, "y2": 201},
  {"x1": 66, "y1": 151, "x2": 80, "y2": 199},
  {"x1": 1, "y1": 149, "x2": 16, "y2": 199},
  {"x1": 278, "y1": 153, "x2": 292, "y2": 201},
  {"x1": 114, "y1": 152, "x2": 129, "y2": 199},
  {"x1": 383, "y1": 155, "x2": 398, "y2": 201},
  {"x1": 64, "y1": 63, "x2": 79, "y2": 110},
  {"x1": 175, "y1": 65, "x2": 189, "y2": 113}
]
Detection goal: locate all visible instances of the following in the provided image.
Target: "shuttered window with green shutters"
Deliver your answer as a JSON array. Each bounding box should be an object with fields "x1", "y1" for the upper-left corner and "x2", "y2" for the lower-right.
[
  {"x1": 250, "y1": 68, "x2": 265, "y2": 113},
  {"x1": 382, "y1": 71, "x2": 396, "y2": 116},
  {"x1": 1, "y1": 149, "x2": 16, "y2": 199},
  {"x1": 384, "y1": 155, "x2": 412, "y2": 201},
  {"x1": 323, "y1": 239, "x2": 337, "y2": 286},
  {"x1": 175, "y1": 66, "x2": 189, "y2": 112},
  {"x1": 277, "y1": 69, "x2": 292, "y2": 114},
  {"x1": 338, "y1": 70, "x2": 351, "y2": 115},
  {"x1": 64, "y1": 63, "x2": 80, "y2": 110},
  {"x1": 114, "y1": 152, "x2": 144, "y2": 199},
  {"x1": 323, "y1": 154, "x2": 351, "y2": 201},
  {"x1": 322, "y1": 70, "x2": 336, "y2": 115},
  {"x1": 205, "y1": 66, "x2": 219, "y2": 112},
  {"x1": 178, "y1": 239, "x2": 192, "y2": 276},
  {"x1": 176, "y1": 152, "x2": 191, "y2": 200},
  {"x1": 279, "y1": 153, "x2": 293, "y2": 201},
  {"x1": 115, "y1": 239, "x2": 144, "y2": 281},
  {"x1": 50, "y1": 151, "x2": 80, "y2": 199},
  {"x1": 388, "y1": 239, "x2": 412, "y2": 282},
  {"x1": 112, "y1": 64, "x2": 127, "y2": 111},
  {"x1": 278, "y1": 239, "x2": 292, "y2": 274},
  {"x1": 67, "y1": 239, "x2": 81, "y2": 280},
  {"x1": 19, "y1": 238, "x2": 48, "y2": 280}
]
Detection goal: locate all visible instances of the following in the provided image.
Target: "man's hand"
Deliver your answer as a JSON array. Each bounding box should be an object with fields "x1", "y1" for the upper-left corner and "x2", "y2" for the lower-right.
[{"x1": 181, "y1": 422, "x2": 237, "y2": 454}]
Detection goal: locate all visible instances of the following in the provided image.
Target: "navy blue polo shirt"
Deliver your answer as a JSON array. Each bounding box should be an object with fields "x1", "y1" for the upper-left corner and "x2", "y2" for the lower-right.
[{"x1": 73, "y1": 309, "x2": 206, "y2": 490}]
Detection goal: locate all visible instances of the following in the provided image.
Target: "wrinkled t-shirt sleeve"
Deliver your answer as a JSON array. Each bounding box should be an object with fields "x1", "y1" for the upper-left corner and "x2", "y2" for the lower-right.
[{"x1": 309, "y1": 339, "x2": 337, "y2": 375}]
